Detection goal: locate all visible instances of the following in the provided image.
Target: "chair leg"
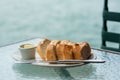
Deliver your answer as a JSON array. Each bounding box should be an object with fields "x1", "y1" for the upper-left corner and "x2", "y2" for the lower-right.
[
  {"x1": 103, "y1": 40, "x2": 106, "y2": 46},
  {"x1": 119, "y1": 44, "x2": 120, "y2": 50}
]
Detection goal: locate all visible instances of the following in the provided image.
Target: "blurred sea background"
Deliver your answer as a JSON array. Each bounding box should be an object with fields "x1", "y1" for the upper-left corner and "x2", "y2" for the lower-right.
[{"x1": 0, "y1": 0, "x2": 120, "y2": 48}]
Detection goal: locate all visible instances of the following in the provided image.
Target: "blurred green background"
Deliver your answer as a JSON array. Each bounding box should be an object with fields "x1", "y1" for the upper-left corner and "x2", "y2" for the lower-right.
[{"x1": 0, "y1": 0, "x2": 120, "y2": 48}]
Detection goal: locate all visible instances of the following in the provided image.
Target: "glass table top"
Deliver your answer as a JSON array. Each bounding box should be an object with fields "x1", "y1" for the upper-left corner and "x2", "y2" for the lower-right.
[{"x1": 0, "y1": 38, "x2": 120, "y2": 80}]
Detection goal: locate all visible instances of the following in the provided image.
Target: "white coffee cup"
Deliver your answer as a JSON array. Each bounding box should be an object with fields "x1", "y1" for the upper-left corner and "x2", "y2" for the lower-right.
[{"x1": 19, "y1": 44, "x2": 36, "y2": 60}]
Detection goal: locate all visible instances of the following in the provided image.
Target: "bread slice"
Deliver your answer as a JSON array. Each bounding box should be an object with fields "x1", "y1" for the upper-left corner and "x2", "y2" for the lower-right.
[
  {"x1": 45, "y1": 40, "x2": 60, "y2": 61},
  {"x1": 60, "y1": 40, "x2": 70, "y2": 44},
  {"x1": 79, "y1": 42, "x2": 91, "y2": 60},
  {"x1": 45, "y1": 44, "x2": 56, "y2": 61},
  {"x1": 56, "y1": 40, "x2": 73, "y2": 60},
  {"x1": 56, "y1": 40, "x2": 70, "y2": 60},
  {"x1": 63, "y1": 45, "x2": 73, "y2": 60},
  {"x1": 72, "y1": 43, "x2": 83, "y2": 60},
  {"x1": 67, "y1": 41, "x2": 83, "y2": 60},
  {"x1": 68, "y1": 41, "x2": 91, "y2": 60},
  {"x1": 56, "y1": 44, "x2": 64, "y2": 60},
  {"x1": 37, "y1": 39, "x2": 51, "y2": 60}
]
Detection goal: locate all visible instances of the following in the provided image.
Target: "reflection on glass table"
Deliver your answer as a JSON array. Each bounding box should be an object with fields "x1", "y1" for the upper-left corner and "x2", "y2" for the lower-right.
[{"x1": 0, "y1": 38, "x2": 120, "y2": 80}]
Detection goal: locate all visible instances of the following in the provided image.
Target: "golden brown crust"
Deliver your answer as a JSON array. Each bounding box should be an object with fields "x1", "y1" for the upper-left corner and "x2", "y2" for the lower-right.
[
  {"x1": 37, "y1": 39, "x2": 91, "y2": 61},
  {"x1": 60, "y1": 40, "x2": 71, "y2": 44},
  {"x1": 63, "y1": 45, "x2": 73, "y2": 60},
  {"x1": 72, "y1": 43, "x2": 83, "y2": 60},
  {"x1": 56, "y1": 40, "x2": 73, "y2": 60},
  {"x1": 37, "y1": 44, "x2": 45, "y2": 60},
  {"x1": 50, "y1": 40, "x2": 60, "y2": 45},
  {"x1": 37, "y1": 39, "x2": 51, "y2": 60},
  {"x1": 56, "y1": 44, "x2": 65, "y2": 60},
  {"x1": 45, "y1": 44, "x2": 57, "y2": 61},
  {"x1": 68, "y1": 42, "x2": 91, "y2": 60},
  {"x1": 79, "y1": 42, "x2": 91, "y2": 60},
  {"x1": 45, "y1": 40, "x2": 60, "y2": 61}
]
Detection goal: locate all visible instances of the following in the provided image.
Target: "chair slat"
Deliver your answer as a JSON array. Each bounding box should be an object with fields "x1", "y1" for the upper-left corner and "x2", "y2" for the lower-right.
[
  {"x1": 103, "y1": 11, "x2": 120, "y2": 22},
  {"x1": 102, "y1": 31, "x2": 120, "y2": 43}
]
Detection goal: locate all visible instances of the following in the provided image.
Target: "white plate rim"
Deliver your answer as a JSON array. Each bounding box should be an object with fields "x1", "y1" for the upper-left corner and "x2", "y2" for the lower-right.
[{"x1": 11, "y1": 51, "x2": 96, "y2": 68}]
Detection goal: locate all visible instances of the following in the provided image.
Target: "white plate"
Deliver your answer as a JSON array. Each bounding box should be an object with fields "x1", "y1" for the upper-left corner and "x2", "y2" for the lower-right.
[
  {"x1": 12, "y1": 51, "x2": 96, "y2": 68},
  {"x1": 11, "y1": 51, "x2": 42, "y2": 63}
]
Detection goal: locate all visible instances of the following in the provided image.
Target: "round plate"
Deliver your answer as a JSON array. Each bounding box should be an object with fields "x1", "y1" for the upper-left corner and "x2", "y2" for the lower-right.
[
  {"x1": 11, "y1": 51, "x2": 41, "y2": 63},
  {"x1": 12, "y1": 51, "x2": 96, "y2": 68}
]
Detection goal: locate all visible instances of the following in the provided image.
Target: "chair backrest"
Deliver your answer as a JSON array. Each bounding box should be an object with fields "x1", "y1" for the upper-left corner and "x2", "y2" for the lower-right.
[{"x1": 101, "y1": 0, "x2": 120, "y2": 52}]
